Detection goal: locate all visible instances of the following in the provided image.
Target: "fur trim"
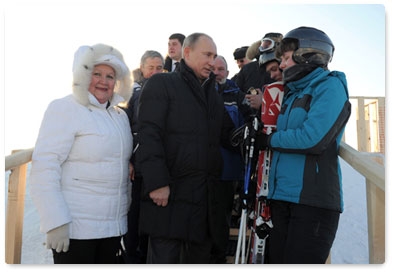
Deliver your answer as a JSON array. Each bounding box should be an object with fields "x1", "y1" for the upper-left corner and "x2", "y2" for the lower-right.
[
  {"x1": 72, "y1": 44, "x2": 131, "y2": 106},
  {"x1": 132, "y1": 68, "x2": 144, "y2": 84},
  {"x1": 246, "y1": 40, "x2": 261, "y2": 61}
]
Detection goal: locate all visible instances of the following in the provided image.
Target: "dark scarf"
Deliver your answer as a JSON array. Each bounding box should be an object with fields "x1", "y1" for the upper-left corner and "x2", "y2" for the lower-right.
[
  {"x1": 282, "y1": 63, "x2": 320, "y2": 96},
  {"x1": 283, "y1": 63, "x2": 320, "y2": 85}
]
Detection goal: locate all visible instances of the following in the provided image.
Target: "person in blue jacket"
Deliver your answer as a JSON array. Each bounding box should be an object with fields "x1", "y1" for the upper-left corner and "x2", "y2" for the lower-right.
[
  {"x1": 210, "y1": 55, "x2": 252, "y2": 263},
  {"x1": 257, "y1": 26, "x2": 351, "y2": 263}
]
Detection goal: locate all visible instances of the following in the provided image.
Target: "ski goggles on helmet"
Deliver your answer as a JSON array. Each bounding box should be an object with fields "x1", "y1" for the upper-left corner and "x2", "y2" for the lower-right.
[{"x1": 259, "y1": 38, "x2": 276, "y2": 53}]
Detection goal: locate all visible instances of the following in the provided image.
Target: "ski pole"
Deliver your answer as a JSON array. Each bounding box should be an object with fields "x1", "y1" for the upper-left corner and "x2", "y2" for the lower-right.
[{"x1": 235, "y1": 117, "x2": 259, "y2": 264}]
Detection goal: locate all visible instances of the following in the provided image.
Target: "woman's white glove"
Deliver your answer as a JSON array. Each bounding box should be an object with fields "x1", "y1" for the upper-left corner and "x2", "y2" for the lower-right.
[{"x1": 46, "y1": 223, "x2": 70, "y2": 253}]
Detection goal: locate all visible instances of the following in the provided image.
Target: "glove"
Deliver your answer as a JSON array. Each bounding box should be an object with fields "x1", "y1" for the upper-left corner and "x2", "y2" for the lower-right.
[
  {"x1": 46, "y1": 223, "x2": 70, "y2": 253},
  {"x1": 255, "y1": 133, "x2": 270, "y2": 151}
]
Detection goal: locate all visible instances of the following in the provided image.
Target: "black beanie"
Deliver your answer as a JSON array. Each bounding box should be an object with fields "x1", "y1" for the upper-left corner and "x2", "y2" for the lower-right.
[{"x1": 233, "y1": 46, "x2": 249, "y2": 60}]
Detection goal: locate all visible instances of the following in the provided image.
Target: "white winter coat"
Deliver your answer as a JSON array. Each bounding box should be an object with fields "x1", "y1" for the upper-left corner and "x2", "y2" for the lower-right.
[{"x1": 30, "y1": 93, "x2": 133, "y2": 239}]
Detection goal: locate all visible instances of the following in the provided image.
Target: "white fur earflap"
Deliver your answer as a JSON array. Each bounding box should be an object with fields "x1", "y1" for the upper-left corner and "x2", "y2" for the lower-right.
[
  {"x1": 246, "y1": 40, "x2": 261, "y2": 61},
  {"x1": 72, "y1": 44, "x2": 131, "y2": 106}
]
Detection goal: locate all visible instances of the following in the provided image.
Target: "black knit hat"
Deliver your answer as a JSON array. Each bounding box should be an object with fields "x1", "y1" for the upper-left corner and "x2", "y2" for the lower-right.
[{"x1": 233, "y1": 46, "x2": 249, "y2": 60}]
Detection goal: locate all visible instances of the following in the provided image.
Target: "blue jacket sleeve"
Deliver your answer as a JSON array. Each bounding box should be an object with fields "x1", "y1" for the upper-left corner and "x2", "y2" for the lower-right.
[{"x1": 269, "y1": 76, "x2": 351, "y2": 154}]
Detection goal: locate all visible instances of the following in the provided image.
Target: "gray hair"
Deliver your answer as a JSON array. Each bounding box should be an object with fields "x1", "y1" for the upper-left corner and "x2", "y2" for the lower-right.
[
  {"x1": 216, "y1": 55, "x2": 228, "y2": 70},
  {"x1": 140, "y1": 50, "x2": 164, "y2": 66}
]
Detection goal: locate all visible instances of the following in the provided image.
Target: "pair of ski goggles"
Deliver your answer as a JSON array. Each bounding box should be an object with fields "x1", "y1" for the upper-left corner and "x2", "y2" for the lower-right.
[{"x1": 259, "y1": 38, "x2": 276, "y2": 53}]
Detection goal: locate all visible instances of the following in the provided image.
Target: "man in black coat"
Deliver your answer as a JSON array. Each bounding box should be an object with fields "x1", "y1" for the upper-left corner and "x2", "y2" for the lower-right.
[
  {"x1": 163, "y1": 33, "x2": 185, "y2": 72},
  {"x1": 137, "y1": 33, "x2": 235, "y2": 264}
]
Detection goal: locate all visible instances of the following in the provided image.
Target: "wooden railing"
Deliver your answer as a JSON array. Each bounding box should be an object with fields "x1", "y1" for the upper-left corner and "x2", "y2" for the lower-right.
[
  {"x1": 4, "y1": 143, "x2": 385, "y2": 264},
  {"x1": 5, "y1": 148, "x2": 34, "y2": 264},
  {"x1": 338, "y1": 142, "x2": 385, "y2": 263}
]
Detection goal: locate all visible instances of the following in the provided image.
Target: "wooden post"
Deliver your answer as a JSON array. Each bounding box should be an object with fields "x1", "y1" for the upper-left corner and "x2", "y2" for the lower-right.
[
  {"x1": 5, "y1": 150, "x2": 28, "y2": 264},
  {"x1": 340, "y1": 142, "x2": 385, "y2": 264},
  {"x1": 326, "y1": 253, "x2": 331, "y2": 264},
  {"x1": 366, "y1": 179, "x2": 385, "y2": 263},
  {"x1": 377, "y1": 97, "x2": 385, "y2": 154},
  {"x1": 354, "y1": 98, "x2": 385, "y2": 263},
  {"x1": 357, "y1": 98, "x2": 368, "y2": 152}
]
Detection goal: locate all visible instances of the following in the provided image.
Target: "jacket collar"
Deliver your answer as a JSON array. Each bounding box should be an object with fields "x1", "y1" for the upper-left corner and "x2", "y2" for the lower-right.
[
  {"x1": 87, "y1": 93, "x2": 124, "y2": 109},
  {"x1": 179, "y1": 59, "x2": 215, "y2": 88},
  {"x1": 285, "y1": 67, "x2": 348, "y2": 99},
  {"x1": 179, "y1": 59, "x2": 217, "y2": 108},
  {"x1": 216, "y1": 79, "x2": 240, "y2": 94}
]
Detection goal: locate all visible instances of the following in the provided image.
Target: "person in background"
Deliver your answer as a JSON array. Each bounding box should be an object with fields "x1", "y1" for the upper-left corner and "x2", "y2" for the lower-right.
[
  {"x1": 257, "y1": 26, "x2": 351, "y2": 263},
  {"x1": 29, "y1": 44, "x2": 133, "y2": 264},
  {"x1": 163, "y1": 33, "x2": 185, "y2": 72},
  {"x1": 259, "y1": 39, "x2": 283, "y2": 82},
  {"x1": 137, "y1": 33, "x2": 235, "y2": 264},
  {"x1": 234, "y1": 33, "x2": 282, "y2": 94},
  {"x1": 126, "y1": 50, "x2": 165, "y2": 133},
  {"x1": 244, "y1": 33, "x2": 283, "y2": 111},
  {"x1": 210, "y1": 55, "x2": 252, "y2": 263},
  {"x1": 230, "y1": 46, "x2": 250, "y2": 83},
  {"x1": 123, "y1": 50, "x2": 164, "y2": 263},
  {"x1": 253, "y1": 38, "x2": 284, "y2": 263}
]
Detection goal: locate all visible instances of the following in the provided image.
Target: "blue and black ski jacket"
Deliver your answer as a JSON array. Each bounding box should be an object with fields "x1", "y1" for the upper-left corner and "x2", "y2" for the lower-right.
[
  {"x1": 217, "y1": 79, "x2": 251, "y2": 181},
  {"x1": 267, "y1": 67, "x2": 351, "y2": 212}
]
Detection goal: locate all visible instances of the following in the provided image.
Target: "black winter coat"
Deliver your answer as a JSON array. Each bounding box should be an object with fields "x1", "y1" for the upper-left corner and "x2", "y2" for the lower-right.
[
  {"x1": 163, "y1": 56, "x2": 173, "y2": 72},
  {"x1": 137, "y1": 60, "x2": 235, "y2": 242},
  {"x1": 235, "y1": 60, "x2": 274, "y2": 93}
]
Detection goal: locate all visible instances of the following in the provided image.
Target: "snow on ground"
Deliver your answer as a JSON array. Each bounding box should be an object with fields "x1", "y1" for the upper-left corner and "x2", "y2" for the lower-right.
[
  {"x1": 4, "y1": 159, "x2": 369, "y2": 264},
  {"x1": 331, "y1": 158, "x2": 369, "y2": 264}
]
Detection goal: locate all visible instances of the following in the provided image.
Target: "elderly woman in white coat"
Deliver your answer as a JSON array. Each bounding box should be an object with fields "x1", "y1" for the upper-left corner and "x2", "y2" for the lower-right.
[{"x1": 30, "y1": 44, "x2": 133, "y2": 264}]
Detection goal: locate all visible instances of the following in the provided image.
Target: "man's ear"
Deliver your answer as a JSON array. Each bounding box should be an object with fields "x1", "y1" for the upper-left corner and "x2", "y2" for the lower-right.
[{"x1": 183, "y1": 47, "x2": 190, "y2": 59}]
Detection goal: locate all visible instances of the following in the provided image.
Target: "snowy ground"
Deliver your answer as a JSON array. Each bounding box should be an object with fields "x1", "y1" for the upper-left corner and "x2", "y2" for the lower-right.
[{"x1": 4, "y1": 158, "x2": 369, "y2": 264}]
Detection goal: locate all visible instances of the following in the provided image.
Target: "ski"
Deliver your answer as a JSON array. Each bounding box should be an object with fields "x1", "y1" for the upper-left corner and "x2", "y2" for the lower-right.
[
  {"x1": 248, "y1": 82, "x2": 284, "y2": 264},
  {"x1": 234, "y1": 116, "x2": 260, "y2": 264}
]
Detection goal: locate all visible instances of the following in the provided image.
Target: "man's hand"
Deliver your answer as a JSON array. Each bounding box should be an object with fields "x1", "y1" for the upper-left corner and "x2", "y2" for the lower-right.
[
  {"x1": 149, "y1": 186, "x2": 170, "y2": 207},
  {"x1": 129, "y1": 162, "x2": 135, "y2": 181},
  {"x1": 245, "y1": 89, "x2": 263, "y2": 110}
]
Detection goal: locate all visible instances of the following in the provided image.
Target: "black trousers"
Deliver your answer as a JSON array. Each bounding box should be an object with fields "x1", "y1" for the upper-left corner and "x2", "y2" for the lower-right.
[
  {"x1": 267, "y1": 200, "x2": 340, "y2": 264},
  {"x1": 52, "y1": 236, "x2": 122, "y2": 264},
  {"x1": 123, "y1": 176, "x2": 148, "y2": 263},
  {"x1": 208, "y1": 180, "x2": 236, "y2": 263},
  {"x1": 147, "y1": 237, "x2": 212, "y2": 264}
]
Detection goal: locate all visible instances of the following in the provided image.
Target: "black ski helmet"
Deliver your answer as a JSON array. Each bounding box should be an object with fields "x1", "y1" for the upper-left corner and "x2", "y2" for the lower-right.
[{"x1": 283, "y1": 26, "x2": 334, "y2": 66}]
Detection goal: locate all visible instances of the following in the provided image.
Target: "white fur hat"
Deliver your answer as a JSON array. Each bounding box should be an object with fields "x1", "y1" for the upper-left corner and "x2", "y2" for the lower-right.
[{"x1": 72, "y1": 44, "x2": 131, "y2": 106}]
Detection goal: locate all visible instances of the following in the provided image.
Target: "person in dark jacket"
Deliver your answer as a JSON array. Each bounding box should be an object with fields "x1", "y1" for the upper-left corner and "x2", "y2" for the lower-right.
[
  {"x1": 163, "y1": 33, "x2": 185, "y2": 72},
  {"x1": 243, "y1": 33, "x2": 283, "y2": 111},
  {"x1": 137, "y1": 33, "x2": 235, "y2": 264},
  {"x1": 123, "y1": 50, "x2": 164, "y2": 263},
  {"x1": 235, "y1": 33, "x2": 282, "y2": 94},
  {"x1": 210, "y1": 55, "x2": 252, "y2": 263},
  {"x1": 258, "y1": 26, "x2": 351, "y2": 264},
  {"x1": 230, "y1": 46, "x2": 250, "y2": 83}
]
